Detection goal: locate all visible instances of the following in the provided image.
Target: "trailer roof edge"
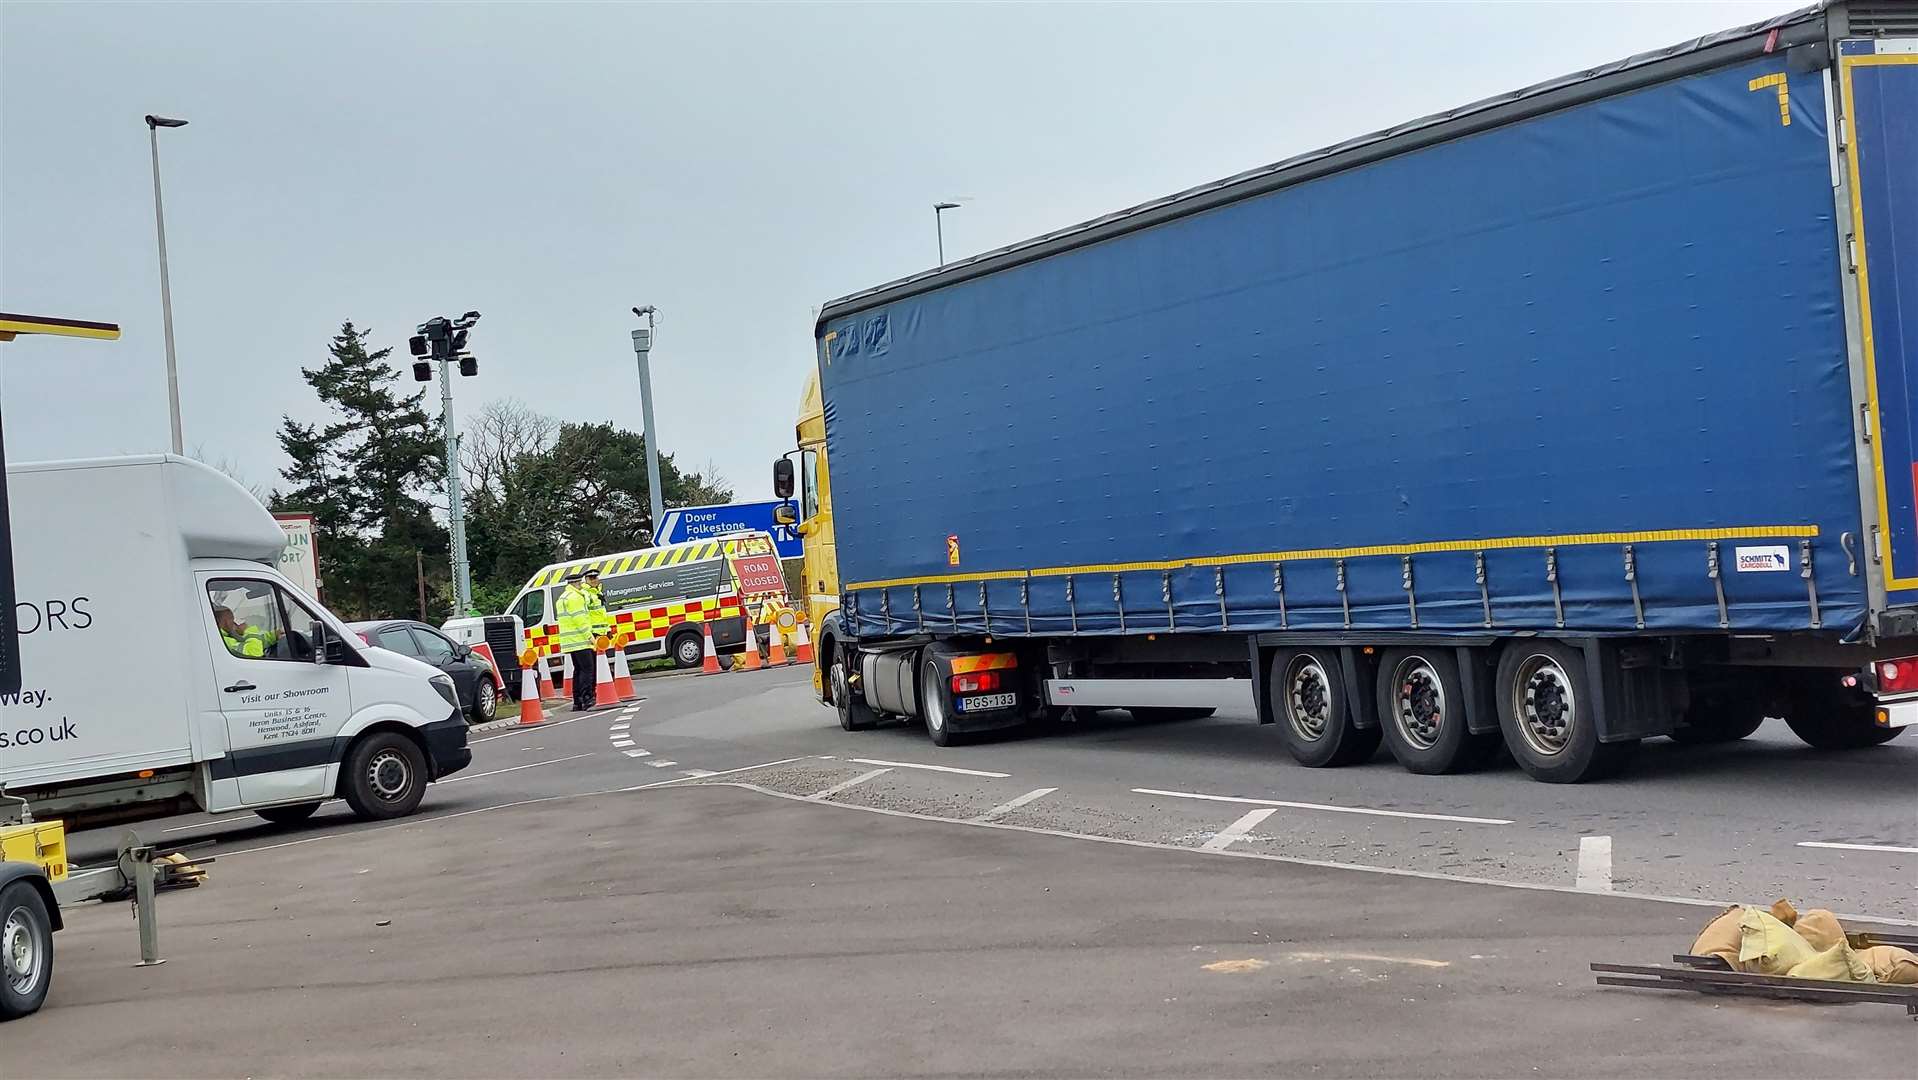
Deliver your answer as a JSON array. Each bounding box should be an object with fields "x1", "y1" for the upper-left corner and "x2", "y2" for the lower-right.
[{"x1": 815, "y1": 1, "x2": 1833, "y2": 332}]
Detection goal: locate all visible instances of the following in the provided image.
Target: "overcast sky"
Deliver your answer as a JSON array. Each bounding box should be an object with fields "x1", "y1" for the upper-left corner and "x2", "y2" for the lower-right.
[{"x1": 3, "y1": 0, "x2": 1803, "y2": 506}]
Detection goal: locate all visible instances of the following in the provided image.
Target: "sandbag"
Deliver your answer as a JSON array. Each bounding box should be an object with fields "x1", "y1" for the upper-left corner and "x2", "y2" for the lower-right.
[
  {"x1": 1785, "y1": 943, "x2": 1873, "y2": 983},
  {"x1": 1690, "y1": 905, "x2": 1745, "y2": 967},
  {"x1": 1793, "y1": 909, "x2": 1845, "y2": 952},
  {"x1": 1736, "y1": 909, "x2": 1817, "y2": 976},
  {"x1": 1861, "y1": 945, "x2": 1918, "y2": 985}
]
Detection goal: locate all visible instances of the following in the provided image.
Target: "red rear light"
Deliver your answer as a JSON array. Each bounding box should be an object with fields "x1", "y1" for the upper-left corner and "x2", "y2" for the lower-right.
[
  {"x1": 952, "y1": 671, "x2": 1001, "y2": 694},
  {"x1": 1878, "y1": 657, "x2": 1918, "y2": 693}
]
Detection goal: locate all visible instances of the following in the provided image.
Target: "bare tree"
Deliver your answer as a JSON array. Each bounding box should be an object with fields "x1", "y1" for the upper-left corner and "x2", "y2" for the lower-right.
[
  {"x1": 461, "y1": 397, "x2": 558, "y2": 498},
  {"x1": 191, "y1": 443, "x2": 274, "y2": 504}
]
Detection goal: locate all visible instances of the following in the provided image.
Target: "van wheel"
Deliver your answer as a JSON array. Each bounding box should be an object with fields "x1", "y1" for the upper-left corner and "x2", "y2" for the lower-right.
[
  {"x1": 0, "y1": 881, "x2": 53, "y2": 1021},
  {"x1": 832, "y1": 658, "x2": 880, "y2": 731},
  {"x1": 342, "y1": 732, "x2": 429, "y2": 820},
  {"x1": 1494, "y1": 641, "x2": 1637, "y2": 783},
  {"x1": 671, "y1": 631, "x2": 705, "y2": 669},
  {"x1": 1376, "y1": 648, "x2": 1497, "y2": 774},
  {"x1": 1269, "y1": 648, "x2": 1379, "y2": 767},
  {"x1": 255, "y1": 802, "x2": 322, "y2": 826}
]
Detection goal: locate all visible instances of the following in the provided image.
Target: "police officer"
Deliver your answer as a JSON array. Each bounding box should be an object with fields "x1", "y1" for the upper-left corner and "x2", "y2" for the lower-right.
[{"x1": 554, "y1": 570, "x2": 598, "y2": 711}]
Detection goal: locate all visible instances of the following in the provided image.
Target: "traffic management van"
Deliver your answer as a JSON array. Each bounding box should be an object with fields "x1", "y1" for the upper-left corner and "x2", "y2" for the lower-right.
[
  {"x1": 0, "y1": 456, "x2": 470, "y2": 829},
  {"x1": 506, "y1": 530, "x2": 789, "y2": 676}
]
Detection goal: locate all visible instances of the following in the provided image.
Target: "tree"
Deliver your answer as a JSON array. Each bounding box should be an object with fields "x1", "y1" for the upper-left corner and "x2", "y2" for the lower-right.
[
  {"x1": 460, "y1": 397, "x2": 557, "y2": 499},
  {"x1": 274, "y1": 322, "x2": 449, "y2": 619}
]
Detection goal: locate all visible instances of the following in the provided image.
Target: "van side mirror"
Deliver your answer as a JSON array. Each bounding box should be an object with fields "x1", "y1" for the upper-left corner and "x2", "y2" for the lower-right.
[
  {"x1": 773, "y1": 502, "x2": 797, "y2": 526},
  {"x1": 773, "y1": 457, "x2": 794, "y2": 499},
  {"x1": 311, "y1": 621, "x2": 351, "y2": 665}
]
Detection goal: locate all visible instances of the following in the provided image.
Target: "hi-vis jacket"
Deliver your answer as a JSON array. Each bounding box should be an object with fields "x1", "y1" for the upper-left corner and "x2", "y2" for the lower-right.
[{"x1": 555, "y1": 584, "x2": 596, "y2": 652}]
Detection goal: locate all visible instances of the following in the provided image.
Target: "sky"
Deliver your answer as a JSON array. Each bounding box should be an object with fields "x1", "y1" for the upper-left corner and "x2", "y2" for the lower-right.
[{"x1": 2, "y1": 0, "x2": 1805, "y2": 507}]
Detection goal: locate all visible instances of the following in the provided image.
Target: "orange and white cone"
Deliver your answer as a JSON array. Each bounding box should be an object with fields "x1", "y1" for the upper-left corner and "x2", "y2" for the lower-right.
[
  {"x1": 611, "y1": 638, "x2": 637, "y2": 701},
  {"x1": 793, "y1": 621, "x2": 815, "y2": 665},
  {"x1": 767, "y1": 620, "x2": 789, "y2": 666},
  {"x1": 525, "y1": 649, "x2": 561, "y2": 702},
  {"x1": 594, "y1": 641, "x2": 618, "y2": 707},
  {"x1": 518, "y1": 665, "x2": 546, "y2": 725},
  {"x1": 738, "y1": 610, "x2": 762, "y2": 671},
  {"x1": 700, "y1": 621, "x2": 722, "y2": 675}
]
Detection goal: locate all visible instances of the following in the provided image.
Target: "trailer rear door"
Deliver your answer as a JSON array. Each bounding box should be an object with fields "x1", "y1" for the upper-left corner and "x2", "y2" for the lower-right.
[{"x1": 1843, "y1": 39, "x2": 1918, "y2": 598}]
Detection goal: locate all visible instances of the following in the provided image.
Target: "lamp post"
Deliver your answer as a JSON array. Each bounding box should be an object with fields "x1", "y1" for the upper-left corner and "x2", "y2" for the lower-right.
[
  {"x1": 409, "y1": 312, "x2": 482, "y2": 614},
  {"x1": 145, "y1": 114, "x2": 188, "y2": 454},
  {"x1": 630, "y1": 306, "x2": 665, "y2": 539},
  {"x1": 933, "y1": 201, "x2": 961, "y2": 266}
]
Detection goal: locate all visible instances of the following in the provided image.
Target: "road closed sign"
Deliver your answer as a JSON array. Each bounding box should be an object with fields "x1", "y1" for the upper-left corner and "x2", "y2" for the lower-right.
[{"x1": 274, "y1": 513, "x2": 320, "y2": 598}]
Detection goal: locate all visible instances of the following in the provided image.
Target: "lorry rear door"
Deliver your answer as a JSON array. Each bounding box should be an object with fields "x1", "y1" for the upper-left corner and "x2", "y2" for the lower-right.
[
  {"x1": 199, "y1": 576, "x2": 351, "y2": 807},
  {"x1": 1843, "y1": 40, "x2": 1918, "y2": 601}
]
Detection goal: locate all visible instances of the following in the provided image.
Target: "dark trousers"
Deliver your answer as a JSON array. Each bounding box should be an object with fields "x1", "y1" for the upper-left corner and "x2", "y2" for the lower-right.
[{"x1": 570, "y1": 649, "x2": 598, "y2": 710}]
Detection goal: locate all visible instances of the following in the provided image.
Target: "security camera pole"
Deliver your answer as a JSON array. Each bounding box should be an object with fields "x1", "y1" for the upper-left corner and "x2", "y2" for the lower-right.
[
  {"x1": 410, "y1": 311, "x2": 482, "y2": 614},
  {"x1": 630, "y1": 306, "x2": 665, "y2": 540}
]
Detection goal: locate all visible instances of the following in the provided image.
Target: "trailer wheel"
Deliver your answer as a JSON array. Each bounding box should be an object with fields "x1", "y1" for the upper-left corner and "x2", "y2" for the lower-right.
[
  {"x1": 832, "y1": 655, "x2": 880, "y2": 732},
  {"x1": 1269, "y1": 648, "x2": 1379, "y2": 767},
  {"x1": 1671, "y1": 682, "x2": 1766, "y2": 745},
  {"x1": 0, "y1": 880, "x2": 53, "y2": 1021},
  {"x1": 255, "y1": 802, "x2": 322, "y2": 825},
  {"x1": 341, "y1": 731, "x2": 429, "y2": 820},
  {"x1": 1494, "y1": 641, "x2": 1636, "y2": 783},
  {"x1": 921, "y1": 656, "x2": 962, "y2": 747},
  {"x1": 1375, "y1": 648, "x2": 1497, "y2": 774}
]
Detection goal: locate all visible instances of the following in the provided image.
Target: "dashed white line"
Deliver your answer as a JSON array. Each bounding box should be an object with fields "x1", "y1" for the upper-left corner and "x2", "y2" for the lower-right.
[
  {"x1": 1576, "y1": 835, "x2": 1614, "y2": 891},
  {"x1": 1797, "y1": 840, "x2": 1918, "y2": 854},
  {"x1": 623, "y1": 748, "x2": 652, "y2": 758},
  {"x1": 974, "y1": 787, "x2": 1058, "y2": 823},
  {"x1": 470, "y1": 718, "x2": 578, "y2": 743},
  {"x1": 849, "y1": 757, "x2": 1010, "y2": 779},
  {"x1": 1202, "y1": 807, "x2": 1277, "y2": 851},
  {"x1": 612, "y1": 740, "x2": 636, "y2": 748},
  {"x1": 609, "y1": 723, "x2": 630, "y2": 732},
  {"x1": 440, "y1": 753, "x2": 595, "y2": 785},
  {"x1": 621, "y1": 757, "x2": 805, "y2": 791},
  {"x1": 647, "y1": 760, "x2": 678, "y2": 768},
  {"x1": 809, "y1": 767, "x2": 891, "y2": 800},
  {"x1": 1131, "y1": 787, "x2": 1513, "y2": 826}
]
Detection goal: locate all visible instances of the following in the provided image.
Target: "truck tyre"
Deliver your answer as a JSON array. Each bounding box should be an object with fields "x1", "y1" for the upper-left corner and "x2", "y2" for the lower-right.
[
  {"x1": 469, "y1": 677, "x2": 497, "y2": 723},
  {"x1": 1129, "y1": 707, "x2": 1217, "y2": 723},
  {"x1": 921, "y1": 655, "x2": 963, "y2": 747},
  {"x1": 1270, "y1": 648, "x2": 1379, "y2": 767},
  {"x1": 832, "y1": 656, "x2": 880, "y2": 731},
  {"x1": 0, "y1": 880, "x2": 54, "y2": 1021},
  {"x1": 1376, "y1": 648, "x2": 1497, "y2": 774},
  {"x1": 341, "y1": 732, "x2": 429, "y2": 820},
  {"x1": 255, "y1": 802, "x2": 322, "y2": 826},
  {"x1": 670, "y1": 630, "x2": 705, "y2": 669},
  {"x1": 1783, "y1": 709, "x2": 1904, "y2": 750},
  {"x1": 1671, "y1": 683, "x2": 1766, "y2": 745},
  {"x1": 1494, "y1": 641, "x2": 1637, "y2": 783}
]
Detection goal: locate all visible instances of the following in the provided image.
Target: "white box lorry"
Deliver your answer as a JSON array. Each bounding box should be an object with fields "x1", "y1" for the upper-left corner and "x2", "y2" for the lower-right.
[{"x1": 0, "y1": 455, "x2": 470, "y2": 830}]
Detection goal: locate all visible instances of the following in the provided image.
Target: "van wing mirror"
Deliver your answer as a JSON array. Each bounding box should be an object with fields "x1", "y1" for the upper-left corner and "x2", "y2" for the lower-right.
[
  {"x1": 311, "y1": 621, "x2": 352, "y2": 665},
  {"x1": 773, "y1": 502, "x2": 797, "y2": 526},
  {"x1": 772, "y1": 456, "x2": 795, "y2": 500}
]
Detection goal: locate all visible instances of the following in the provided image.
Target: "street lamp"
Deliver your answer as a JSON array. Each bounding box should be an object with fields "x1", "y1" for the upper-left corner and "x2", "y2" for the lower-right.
[
  {"x1": 409, "y1": 311, "x2": 482, "y2": 614},
  {"x1": 934, "y1": 201, "x2": 961, "y2": 266},
  {"x1": 145, "y1": 114, "x2": 188, "y2": 454},
  {"x1": 629, "y1": 306, "x2": 665, "y2": 539}
]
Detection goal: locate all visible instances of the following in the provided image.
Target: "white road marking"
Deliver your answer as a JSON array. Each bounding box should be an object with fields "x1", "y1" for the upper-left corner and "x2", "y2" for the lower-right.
[
  {"x1": 1202, "y1": 807, "x2": 1277, "y2": 852},
  {"x1": 647, "y1": 760, "x2": 678, "y2": 768},
  {"x1": 163, "y1": 812, "x2": 250, "y2": 834},
  {"x1": 609, "y1": 723, "x2": 630, "y2": 732},
  {"x1": 974, "y1": 787, "x2": 1058, "y2": 823},
  {"x1": 440, "y1": 753, "x2": 595, "y2": 784},
  {"x1": 469, "y1": 717, "x2": 578, "y2": 743},
  {"x1": 809, "y1": 767, "x2": 892, "y2": 801},
  {"x1": 1131, "y1": 787, "x2": 1512, "y2": 826},
  {"x1": 612, "y1": 740, "x2": 636, "y2": 748},
  {"x1": 623, "y1": 749, "x2": 651, "y2": 758},
  {"x1": 1576, "y1": 835, "x2": 1613, "y2": 891},
  {"x1": 622, "y1": 757, "x2": 806, "y2": 791},
  {"x1": 1798, "y1": 840, "x2": 1918, "y2": 854},
  {"x1": 680, "y1": 769, "x2": 716, "y2": 777},
  {"x1": 850, "y1": 757, "x2": 1010, "y2": 778}
]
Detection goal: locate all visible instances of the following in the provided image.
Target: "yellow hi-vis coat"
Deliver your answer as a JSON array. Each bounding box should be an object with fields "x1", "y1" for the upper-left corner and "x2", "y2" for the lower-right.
[
  {"x1": 555, "y1": 584, "x2": 596, "y2": 652},
  {"x1": 586, "y1": 584, "x2": 613, "y2": 644}
]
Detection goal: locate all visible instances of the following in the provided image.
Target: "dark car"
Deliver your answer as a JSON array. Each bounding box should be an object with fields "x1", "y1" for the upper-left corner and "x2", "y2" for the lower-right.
[{"x1": 347, "y1": 620, "x2": 500, "y2": 722}]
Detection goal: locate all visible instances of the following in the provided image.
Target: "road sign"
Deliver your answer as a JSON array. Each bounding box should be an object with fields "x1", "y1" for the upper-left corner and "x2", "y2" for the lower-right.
[{"x1": 655, "y1": 501, "x2": 802, "y2": 560}]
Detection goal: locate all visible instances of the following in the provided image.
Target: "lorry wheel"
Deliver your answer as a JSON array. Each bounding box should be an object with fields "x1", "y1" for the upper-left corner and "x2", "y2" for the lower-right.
[
  {"x1": 1784, "y1": 709, "x2": 1904, "y2": 750},
  {"x1": 341, "y1": 732, "x2": 429, "y2": 820},
  {"x1": 921, "y1": 656, "x2": 963, "y2": 747},
  {"x1": 469, "y1": 677, "x2": 497, "y2": 722},
  {"x1": 832, "y1": 657, "x2": 880, "y2": 731},
  {"x1": 0, "y1": 881, "x2": 53, "y2": 1021},
  {"x1": 1129, "y1": 707, "x2": 1216, "y2": 723},
  {"x1": 255, "y1": 802, "x2": 322, "y2": 825},
  {"x1": 671, "y1": 631, "x2": 705, "y2": 669},
  {"x1": 1269, "y1": 648, "x2": 1379, "y2": 767},
  {"x1": 1494, "y1": 641, "x2": 1636, "y2": 783},
  {"x1": 1375, "y1": 648, "x2": 1497, "y2": 774}
]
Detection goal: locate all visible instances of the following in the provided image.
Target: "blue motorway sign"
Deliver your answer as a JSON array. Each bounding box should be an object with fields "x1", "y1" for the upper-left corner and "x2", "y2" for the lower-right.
[{"x1": 655, "y1": 500, "x2": 802, "y2": 560}]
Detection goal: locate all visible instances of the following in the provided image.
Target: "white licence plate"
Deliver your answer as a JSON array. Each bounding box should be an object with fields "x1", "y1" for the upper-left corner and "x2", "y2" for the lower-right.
[{"x1": 957, "y1": 691, "x2": 1017, "y2": 712}]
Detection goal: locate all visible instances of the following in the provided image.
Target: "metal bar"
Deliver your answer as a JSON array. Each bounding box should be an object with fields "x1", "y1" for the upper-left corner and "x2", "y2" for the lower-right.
[
  {"x1": 1623, "y1": 544, "x2": 1644, "y2": 630},
  {"x1": 1021, "y1": 578, "x2": 1032, "y2": 635},
  {"x1": 130, "y1": 844, "x2": 164, "y2": 967},
  {"x1": 1546, "y1": 548, "x2": 1564, "y2": 629},
  {"x1": 1336, "y1": 558, "x2": 1350, "y2": 630},
  {"x1": 1273, "y1": 563, "x2": 1288, "y2": 629},
  {"x1": 1215, "y1": 567, "x2": 1229, "y2": 630},
  {"x1": 1708, "y1": 542, "x2": 1729, "y2": 629},
  {"x1": 1113, "y1": 574, "x2": 1126, "y2": 633},
  {"x1": 883, "y1": 588, "x2": 894, "y2": 633},
  {"x1": 1802, "y1": 539, "x2": 1822, "y2": 629},
  {"x1": 980, "y1": 581, "x2": 991, "y2": 635},
  {"x1": 1592, "y1": 962, "x2": 1918, "y2": 1000},
  {"x1": 1066, "y1": 575, "x2": 1077, "y2": 632},
  {"x1": 1476, "y1": 550, "x2": 1492, "y2": 628},
  {"x1": 1162, "y1": 570, "x2": 1175, "y2": 632},
  {"x1": 946, "y1": 584, "x2": 956, "y2": 630},
  {"x1": 1401, "y1": 554, "x2": 1418, "y2": 629},
  {"x1": 1594, "y1": 975, "x2": 1918, "y2": 1009}
]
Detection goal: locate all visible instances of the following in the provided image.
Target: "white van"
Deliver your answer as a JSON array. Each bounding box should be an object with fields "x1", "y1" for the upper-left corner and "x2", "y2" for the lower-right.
[{"x1": 0, "y1": 456, "x2": 469, "y2": 828}]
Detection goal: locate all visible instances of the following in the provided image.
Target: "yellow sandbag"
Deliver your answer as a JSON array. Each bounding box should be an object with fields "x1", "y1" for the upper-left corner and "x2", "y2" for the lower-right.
[
  {"x1": 1690, "y1": 905, "x2": 1745, "y2": 967},
  {"x1": 1785, "y1": 943, "x2": 1873, "y2": 983},
  {"x1": 1737, "y1": 909, "x2": 1817, "y2": 975},
  {"x1": 1861, "y1": 945, "x2": 1918, "y2": 985},
  {"x1": 1770, "y1": 898, "x2": 1799, "y2": 927},
  {"x1": 1793, "y1": 909, "x2": 1845, "y2": 952}
]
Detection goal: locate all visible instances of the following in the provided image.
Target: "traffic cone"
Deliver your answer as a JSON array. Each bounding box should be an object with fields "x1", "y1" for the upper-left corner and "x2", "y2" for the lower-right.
[
  {"x1": 518, "y1": 665, "x2": 545, "y2": 725},
  {"x1": 738, "y1": 610, "x2": 762, "y2": 671},
  {"x1": 793, "y1": 621, "x2": 815, "y2": 665},
  {"x1": 594, "y1": 641, "x2": 618, "y2": 707},
  {"x1": 767, "y1": 620, "x2": 789, "y2": 666},
  {"x1": 700, "y1": 620, "x2": 722, "y2": 675},
  {"x1": 538, "y1": 658, "x2": 562, "y2": 702},
  {"x1": 611, "y1": 638, "x2": 637, "y2": 701}
]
